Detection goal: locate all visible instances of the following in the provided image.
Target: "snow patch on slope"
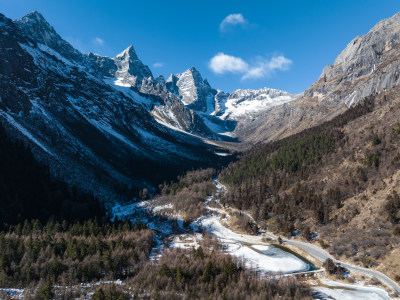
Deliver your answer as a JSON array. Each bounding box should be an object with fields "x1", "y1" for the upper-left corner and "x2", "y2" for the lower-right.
[
  {"x1": 0, "y1": 111, "x2": 53, "y2": 155},
  {"x1": 219, "y1": 88, "x2": 295, "y2": 120},
  {"x1": 67, "y1": 96, "x2": 140, "y2": 151}
]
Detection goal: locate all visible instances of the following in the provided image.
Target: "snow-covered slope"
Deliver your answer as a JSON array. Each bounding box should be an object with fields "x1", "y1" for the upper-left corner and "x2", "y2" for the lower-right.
[
  {"x1": 0, "y1": 10, "x2": 298, "y2": 201},
  {"x1": 0, "y1": 11, "x2": 231, "y2": 200},
  {"x1": 215, "y1": 87, "x2": 295, "y2": 120},
  {"x1": 151, "y1": 67, "x2": 296, "y2": 140}
]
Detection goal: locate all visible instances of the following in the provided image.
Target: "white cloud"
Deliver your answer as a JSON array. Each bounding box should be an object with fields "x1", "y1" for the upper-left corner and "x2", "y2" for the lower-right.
[
  {"x1": 94, "y1": 37, "x2": 104, "y2": 46},
  {"x1": 153, "y1": 62, "x2": 164, "y2": 68},
  {"x1": 209, "y1": 53, "x2": 248, "y2": 74},
  {"x1": 219, "y1": 13, "x2": 247, "y2": 32},
  {"x1": 242, "y1": 55, "x2": 292, "y2": 80},
  {"x1": 208, "y1": 53, "x2": 292, "y2": 80}
]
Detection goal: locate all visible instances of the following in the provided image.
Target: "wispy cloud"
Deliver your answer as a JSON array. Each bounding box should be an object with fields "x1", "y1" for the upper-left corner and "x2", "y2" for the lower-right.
[
  {"x1": 153, "y1": 62, "x2": 164, "y2": 68},
  {"x1": 219, "y1": 13, "x2": 247, "y2": 32},
  {"x1": 209, "y1": 52, "x2": 292, "y2": 80},
  {"x1": 93, "y1": 37, "x2": 104, "y2": 46}
]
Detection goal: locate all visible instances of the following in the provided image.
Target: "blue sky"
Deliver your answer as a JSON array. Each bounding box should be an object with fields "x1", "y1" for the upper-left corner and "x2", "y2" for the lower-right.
[{"x1": 1, "y1": 0, "x2": 399, "y2": 93}]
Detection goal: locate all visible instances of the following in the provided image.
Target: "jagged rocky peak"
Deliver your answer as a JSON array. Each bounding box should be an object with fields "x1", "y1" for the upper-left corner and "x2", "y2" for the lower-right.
[
  {"x1": 154, "y1": 75, "x2": 165, "y2": 86},
  {"x1": 15, "y1": 11, "x2": 87, "y2": 66},
  {"x1": 15, "y1": 11, "x2": 61, "y2": 46},
  {"x1": 113, "y1": 45, "x2": 153, "y2": 81},
  {"x1": 115, "y1": 45, "x2": 139, "y2": 60},
  {"x1": 305, "y1": 11, "x2": 400, "y2": 106},
  {"x1": 88, "y1": 44, "x2": 153, "y2": 87},
  {"x1": 18, "y1": 10, "x2": 48, "y2": 26},
  {"x1": 166, "y1": 73, "x2": 179, "y2": 94},
  {"x1": 140, "y1": 75, "x2": 167, "y2": 95},
  {"x1": 174, "y1": 67, "x2": 215, "y2": 109}
]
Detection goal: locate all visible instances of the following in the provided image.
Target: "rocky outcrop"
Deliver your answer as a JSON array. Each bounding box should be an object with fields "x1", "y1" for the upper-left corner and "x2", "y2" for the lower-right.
[
  {"x1": 113, "y1": 45, "x2": 153, "y2": 85},
  {"x1": 239, "y1": 11, "x2": 400, "y2": 145},
  {"x1": 15, "y1": 11, "x2": 91, "y2": 68},
  {"x1": 305, "y1": 12, "x2": 400, "y2": 107},
  {"x1": 166, "y1": 67, "x2": 216, "y2": 111}
]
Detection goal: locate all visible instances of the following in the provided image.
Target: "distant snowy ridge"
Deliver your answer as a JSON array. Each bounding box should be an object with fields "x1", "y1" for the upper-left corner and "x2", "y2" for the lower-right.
[{"x1": 215, "y1": 87, "x2": 296, "y2": 120}]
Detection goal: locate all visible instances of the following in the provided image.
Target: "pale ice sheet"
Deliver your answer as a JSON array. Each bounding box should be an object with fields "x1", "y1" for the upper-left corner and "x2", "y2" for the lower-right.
[
  {"x1": 314, "y1": 280, "x2": 390, "y2": 300},
  {"x1": 200, "y1": 215, "x2": 310, "y2": 274}
]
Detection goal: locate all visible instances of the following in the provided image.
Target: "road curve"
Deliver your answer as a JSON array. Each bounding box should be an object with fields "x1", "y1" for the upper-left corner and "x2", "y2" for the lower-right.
[
  {"x1": 284, "y1": 238, "x2": 400, "y2": 296},
  {"x1": 215, "y1": 180, "x2": 400, "y2": 296}
]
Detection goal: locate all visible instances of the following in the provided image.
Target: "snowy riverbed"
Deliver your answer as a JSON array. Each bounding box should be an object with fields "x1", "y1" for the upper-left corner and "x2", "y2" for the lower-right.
[{"x1": 110, "y1": 180, "x2": 392, "y2": 299}]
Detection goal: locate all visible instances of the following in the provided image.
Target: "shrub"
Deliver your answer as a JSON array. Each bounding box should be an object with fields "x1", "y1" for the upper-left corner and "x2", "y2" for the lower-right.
[
  {"x1": 302, "y1": 226, "x2": 312, "y2": 241},
  {"x1": 323, "y1": 258, "x2": 348, "y2": 279},
  {"x1": 363, "y1": 152, "x2": 380, "y2": 167},
  {"x1": 91, "y1": 285, "x2": 127, "y2": 300},
  {"x1": 393, "y1": 124, "x2": 400, "y2": 136},
  {"x1": 370, "y1": 134, "x2": 381, "y2": 146}
]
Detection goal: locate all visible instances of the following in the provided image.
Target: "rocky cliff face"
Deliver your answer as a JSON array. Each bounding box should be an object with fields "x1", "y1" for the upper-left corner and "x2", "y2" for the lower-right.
[
  {"x1": 173, "y1": 67, "x2": 215, "y2": 110},
  {"x1": 304, "y1": 12, "x2": 400, "y2": 107},
  {"x1": 15, "y1": 11, "x2": 90, "y2": 68},
  {"x1": 239, "y1": 11, "x2": 400, "y2": 144}
]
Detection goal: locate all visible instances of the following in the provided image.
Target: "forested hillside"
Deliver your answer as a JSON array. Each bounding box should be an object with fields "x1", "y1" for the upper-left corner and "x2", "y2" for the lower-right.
[
  {"x1": 0, "y1": 123, "x2": 106, "y2": 226},
  {"x1": 219, "y1": 88, "x2": 400, "y2": 279}
]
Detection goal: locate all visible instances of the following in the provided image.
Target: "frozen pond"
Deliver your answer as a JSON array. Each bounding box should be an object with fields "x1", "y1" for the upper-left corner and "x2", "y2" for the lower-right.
[
  {"x1": 314, "y1": 280, "x2": 390, "y2": 300},
  {"x1": 199, "y1": 215, "x2": 314, "y2": 274}
]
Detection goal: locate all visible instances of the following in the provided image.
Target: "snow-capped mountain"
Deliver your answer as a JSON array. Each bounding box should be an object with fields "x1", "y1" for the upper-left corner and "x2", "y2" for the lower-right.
[
  {"x1": 0, "y1": 10, "x2": 298, "y2": 199},
  {"x1": 86, "y1": 40, "x2": 295, "y2": 141},
  {"x1": 168, "y1": 67, "x2": 214, "y2": 110},
  {"x1": 0, "y1": 11, "x2": 233, "y2": 200},
  {"x1": 88, "y1": 45, "x2": 153, "y2": 88},
  {"x1": 214, "y1": 87, "x2": 295, "y2": 120}
]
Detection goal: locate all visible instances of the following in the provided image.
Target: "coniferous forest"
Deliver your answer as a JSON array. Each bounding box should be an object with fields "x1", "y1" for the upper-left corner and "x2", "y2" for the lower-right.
[
  {"x1": 0, "y1": 124, "x2": 106, "y2": 226},
  {"x1": 0, "y1": 122, "x2": 312, "y2": 299}
]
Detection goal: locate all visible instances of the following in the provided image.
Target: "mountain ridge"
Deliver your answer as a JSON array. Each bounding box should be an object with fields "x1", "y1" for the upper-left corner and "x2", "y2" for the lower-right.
[
  {"x1": 3, "y1": 9, "x2": 400, "y2": 202},
  {"x1": 0, "y1": 11, "x2": 234, "y2": 200}
]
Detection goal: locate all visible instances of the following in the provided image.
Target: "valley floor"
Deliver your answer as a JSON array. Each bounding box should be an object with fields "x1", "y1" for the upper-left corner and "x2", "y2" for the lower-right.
[{"x1": 113, "y1": 179, "x2": 396, "y2": 300}]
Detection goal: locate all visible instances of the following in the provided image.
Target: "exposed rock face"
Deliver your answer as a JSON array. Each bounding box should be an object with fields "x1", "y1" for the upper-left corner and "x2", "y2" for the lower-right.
[
  {"x1": 113, "y1": 45, "x2": 153, "y2": 85},
  {"x1": 305, "y1": 12, "x2": 400, "y2": 107},
  {"x1": 173, "y1": 67, "x2": 215, "y2": 111},
  {"x1": 213, "y1": 90, "x2": 230, "y2": 117},
  {"x1": 87, "y1": 45, "x2": 153, "y2": 87},
  {"x1": 240, "y1": 11, "x2": 400, "y2": 144},
  {"x1": 15, "y1": 11, "x2": 90, "y2": 68},
  {"x1": 87, "y1": 53, "x2": 116, "y2": 77}
]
